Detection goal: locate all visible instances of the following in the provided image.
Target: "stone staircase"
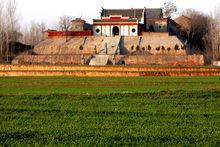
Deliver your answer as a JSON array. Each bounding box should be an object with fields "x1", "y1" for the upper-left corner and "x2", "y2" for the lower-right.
[
  {"x1": 99, "y1": 36, "x2": 121, "y2": 55},
  {"x1": 89, "y1": 36, "x2": 121, "y2": 66},
  {"x1": 89, "y1": 55, "x2": 109, "y2": 66}
]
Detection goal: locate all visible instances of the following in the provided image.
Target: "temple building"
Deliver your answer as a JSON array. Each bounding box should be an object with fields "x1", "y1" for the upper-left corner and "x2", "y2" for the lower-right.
[
  {"x1": 93, "y1": 8, "x2": 168, "y2": 36},
  {"x1": 93, "y1": 15, "x2": 140, "y2": 36}
]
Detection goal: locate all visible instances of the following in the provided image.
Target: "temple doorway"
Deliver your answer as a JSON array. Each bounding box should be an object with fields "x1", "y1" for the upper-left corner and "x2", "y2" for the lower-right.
[{"x1": 112, "y1": 26, "x2": 120, "y2": 36}]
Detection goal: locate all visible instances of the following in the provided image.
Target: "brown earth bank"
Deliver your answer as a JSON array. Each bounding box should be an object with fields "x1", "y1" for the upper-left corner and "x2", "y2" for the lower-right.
[
  {"x1": 0, "y1": 64, "x2": 219, "y2": 77},
  {"x1": 1, "y1": 64, "x2": 220, "y2": 72}
]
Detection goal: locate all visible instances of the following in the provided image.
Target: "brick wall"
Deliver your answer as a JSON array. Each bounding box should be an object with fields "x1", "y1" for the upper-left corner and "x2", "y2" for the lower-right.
[
  {"x1": 124, "y1": 54, "x2": 204, "y2": 66},
  {"x1": 15, "y1": 54, "x2": 204, "y2": 66},
  {"x1": 16, "y1": 55, "x2": 86, "y2": 65},
  {"x1": 121, "y1": 32, "x2": 186, "y2": 55},
  {"x1": 47, "y1": 31, "x2": 92, "y2": 38},
  {"x1": 14, "y1": 33, "x2": 204, "y2": 66}
]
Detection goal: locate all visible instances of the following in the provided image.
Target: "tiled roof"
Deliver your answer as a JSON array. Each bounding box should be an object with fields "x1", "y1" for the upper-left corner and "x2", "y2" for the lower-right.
[
  {"x1": 94, "y1": 19, "x2": 137, "y2": 23},
  {"x1": 71, "y1": 18, "x2": 85, "y2": 22},
  {"x1": 101, "y1": 8, "x2": 163, "y2": 19},
  {"x1": 174, "y1": 15, "x2": 191, "y2": 30},
  {"x1": 146, "y1": 8, "x2": 163, "y2": 19},
  {"x1": 101, "y1": 9, "x2": 144, "y2": 19}
]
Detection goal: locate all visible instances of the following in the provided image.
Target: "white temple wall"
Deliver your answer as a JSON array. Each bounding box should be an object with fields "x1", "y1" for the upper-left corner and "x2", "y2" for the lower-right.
[
  {"x1": 93, "y1": 25, "x2": 138, "y2": 36},
  {"x1": 130, "y1": 25, "x2": 138, "y2": 36},
  {"x1": 93, "y1": 25, "x2": 102, "y2": 36}
]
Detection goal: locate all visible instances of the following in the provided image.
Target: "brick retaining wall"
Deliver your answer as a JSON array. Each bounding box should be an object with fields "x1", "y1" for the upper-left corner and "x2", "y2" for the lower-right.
[
  {"x1": 0, "y1": 64, "x2": 219, "y2": 77},
  {"x1": 14, "y1": 54, "x2": 204, "y2": 66},
  {"x1": 125, "y1": 54, "x2": 204, "y2": 66}
]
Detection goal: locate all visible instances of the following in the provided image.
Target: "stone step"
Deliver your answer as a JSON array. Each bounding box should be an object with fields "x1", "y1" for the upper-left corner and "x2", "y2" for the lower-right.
[
  {"x1": 99, "y1": 36, "x2": 121, "y2": 55},
  {"x1": 89, "y1": 55, "x2": 109, "y2": 66}
]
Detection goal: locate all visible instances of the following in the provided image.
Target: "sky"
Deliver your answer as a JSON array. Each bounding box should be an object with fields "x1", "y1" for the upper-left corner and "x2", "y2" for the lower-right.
[{"x1": 15, "y1": 0, "x2": 220, "y2": 28}]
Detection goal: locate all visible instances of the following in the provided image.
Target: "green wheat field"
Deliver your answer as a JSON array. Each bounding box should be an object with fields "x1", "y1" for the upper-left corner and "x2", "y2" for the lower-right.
[{"x1": 0, "y1": 76, "x2": 220, "y2": 146}]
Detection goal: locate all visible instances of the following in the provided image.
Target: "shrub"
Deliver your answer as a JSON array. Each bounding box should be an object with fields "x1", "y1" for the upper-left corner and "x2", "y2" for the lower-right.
[
  {"x1": 131, "y1": 45, "x2": 134, "y2": 50},
  {"x1": 162, "y1": 46, "x2": 165, "y2": 51},
  {"x1": 148, "y1": 45, "x2": 152, "y2": 50},
  {"x1": 175, "y1": 44, "x2": 179, "y2": 50},
  {"x1": 142, "y1": 47, "x2": 145, "y2": 51},
  {"x1": 79, "y1": 45, "x2": 83, "y2": 50},
  {"x1": 136, "y1": 45, "x2": 140, "y2": 51},
  {"x1": 167, "y1": 47, "x2": 171, "y2": 51},
  {"x1": 181, "y1": 45, "x2": 186, "y2": 50},
  {"x1": 156, "y1": 46, "x2": 160, "y2": 51}
]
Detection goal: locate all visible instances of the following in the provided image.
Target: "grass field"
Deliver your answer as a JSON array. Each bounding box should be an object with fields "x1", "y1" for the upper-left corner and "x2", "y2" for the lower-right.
[{"x1": 0, "y1": 76, "x2": 220, "y2": 146}]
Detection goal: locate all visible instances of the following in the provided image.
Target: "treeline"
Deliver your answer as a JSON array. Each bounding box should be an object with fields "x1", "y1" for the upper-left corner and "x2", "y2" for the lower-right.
[
  {"x1": 164, "y1": 1, "x2": 220, "y2": 61},
  {"x1": 0, "y1": 0, "x2": 46, "y2": 60},
  {"x1": 207, "y1": 7, "x2": 220, "y2": 61},
  {"x1": 0, "y1": 0, "x2": 20, "y2": 58},
  {"x1": 181, "y1": 7, "x2": 220, "y2": 61}
]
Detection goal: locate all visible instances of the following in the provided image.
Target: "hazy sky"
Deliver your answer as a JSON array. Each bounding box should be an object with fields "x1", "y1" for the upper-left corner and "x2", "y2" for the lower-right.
[{"x1": 16, "y1": 0, "x2": 220, "y2": 27}]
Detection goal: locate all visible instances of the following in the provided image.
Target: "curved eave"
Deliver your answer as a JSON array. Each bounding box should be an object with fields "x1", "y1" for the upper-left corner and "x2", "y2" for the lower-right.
[
  {"x1": 93, "y1": 19, "x2": 139, "y2": 25},
  {"x1": 93, "y1": 22, "x2": 139, "y2": 25}
]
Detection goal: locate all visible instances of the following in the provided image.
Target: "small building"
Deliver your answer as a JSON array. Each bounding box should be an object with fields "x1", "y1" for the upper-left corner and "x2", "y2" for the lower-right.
[
  {"x1": 44, "y1": 19, "x2": 93, "y2": 38},
  {"x1": 70, "y1": 18, "x2": 85, "y2": 32},
  {"x1": 70, "y1": 18, "x2": 93, "y2": 32},
  {"x1": 93, "y1": 15, "x2": 140, "y2": 36},
  {"x1": 169, "y1": 15, "x2": 191, "y2": 35},
  {"x1": 101, "y1": 8, "x2": 145, "y2": 22},
  {"x1": 43, "y1": 29, "x2": 57, "y2": 39},
  {"x1": 145, "y1": 9, "x2": 167, "y2": 32},
  {"x1": 93, "y1": 8, "x2": 168, "y2": 37},
  {"x1": 94, "y1": 8, "x2": 145, "y2": 36},
  {"x1": 168, "y1": 15, "x2": 192, "y2": 41},
  {"x1": 174, "y1": 15, "x2": 191, "y2": 31},
  {"x1": 146, "y1": 18, "x2": 168, "y2": 32}
]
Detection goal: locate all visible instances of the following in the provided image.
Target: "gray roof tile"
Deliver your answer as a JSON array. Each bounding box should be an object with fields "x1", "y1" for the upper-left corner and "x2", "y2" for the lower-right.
[
  {"x1": 146, "y1": 9, "x2": 163, "y2": 19},
  {"x1": 101, "y1": 9, "x2": 144, "y2": 19},
  {"x1": 101, "y1": 8, "x2": 163, "y2": 19}
]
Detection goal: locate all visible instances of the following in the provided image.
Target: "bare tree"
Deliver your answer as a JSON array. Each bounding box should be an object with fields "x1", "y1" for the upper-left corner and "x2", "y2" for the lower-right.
[
  {"x1": 163, "y1": 0, "x2": 177, "y2": 18},
  {"x1": 22, "y1": 22, "x2": 47, "y2": 45},
  {"x1": 5, "y1": 0, "x2": 20, "y2": 60},
  {"x1": 182, "y1": 9, "x2": 208, "y2": 34},
  {"x1": 0, "y1": 0, "x2": 4, "y2": 56},
  {"x1": 6, "y1": 0, "x2": 19, "y2": 41},
  {"x1": 182, "y1": 6, "x2": 220, "y2": 62},
  {"x1": 207, "y1": 5, "x2": 220, "y2": 61},
  {"x1": 59, "y1": 15, "x2": 72, "y2": 42},
  {"x1": 181, "y1": 9, "x2": 209, "y2": 53},
  {"x1": 0, "y1": 0, "x2": 21, "y2": 61}
]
